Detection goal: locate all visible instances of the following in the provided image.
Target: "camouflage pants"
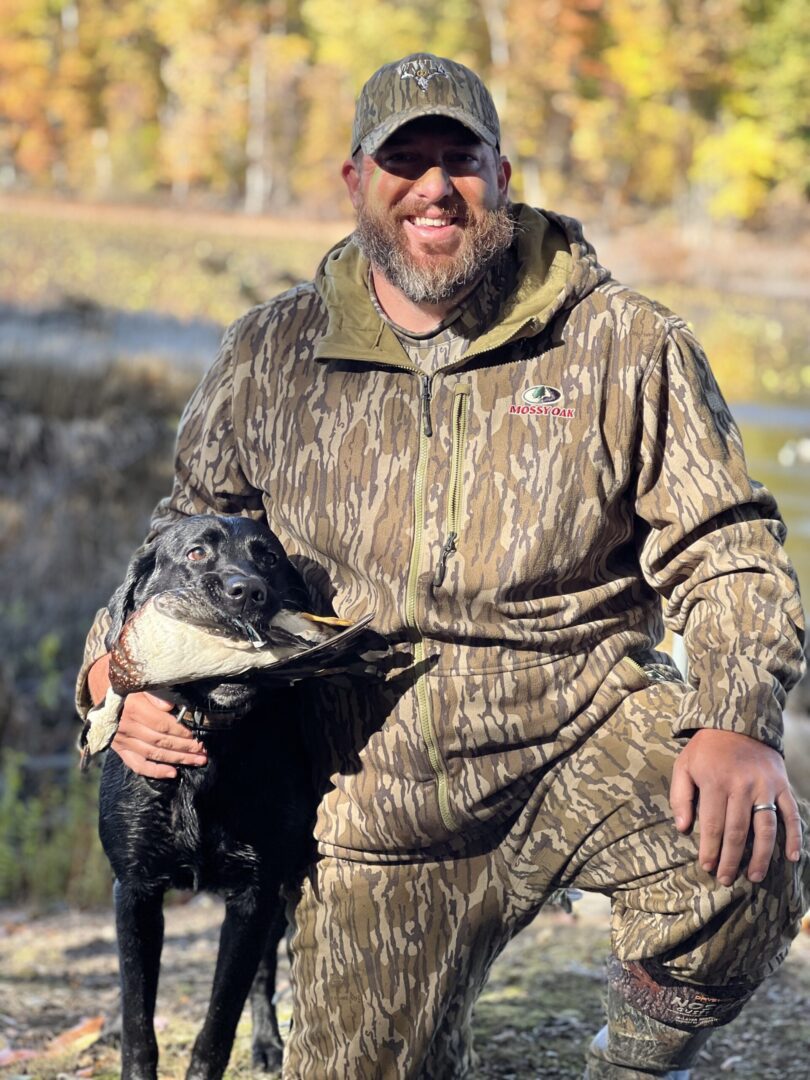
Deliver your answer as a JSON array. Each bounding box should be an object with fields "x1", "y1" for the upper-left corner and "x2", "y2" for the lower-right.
[{"x1": 283, "y1": 682, "x2": 810, "y2": 1079}]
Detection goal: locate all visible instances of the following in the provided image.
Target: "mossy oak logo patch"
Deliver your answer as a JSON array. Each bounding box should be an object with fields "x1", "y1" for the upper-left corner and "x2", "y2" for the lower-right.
[
  {"x1": 399, "y1": 58, "x2": 449, "y2": 92},
  {"x1": 510, "y1": 385, "x2": 575, "y2": 419}
]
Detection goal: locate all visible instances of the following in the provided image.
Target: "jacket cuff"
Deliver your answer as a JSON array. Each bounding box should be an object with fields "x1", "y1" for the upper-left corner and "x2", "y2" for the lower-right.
[{"x1": 672, "y1": 662, "x2": 786, "y2": 754}]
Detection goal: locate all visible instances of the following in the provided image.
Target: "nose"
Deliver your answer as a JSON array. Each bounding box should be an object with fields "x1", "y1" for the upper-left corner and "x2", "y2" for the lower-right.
[
  {"x1": 413, "y1": 164, "x2": 454, "y2": 202},
  {"x1": 221, "y1": 572, "x2": 268, "y2": 613}
]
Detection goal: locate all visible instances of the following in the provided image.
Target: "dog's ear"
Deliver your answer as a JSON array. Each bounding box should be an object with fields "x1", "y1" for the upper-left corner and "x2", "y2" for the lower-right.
[{"x1": 105, "y1": 540, "x2": 159, "y2": 648}]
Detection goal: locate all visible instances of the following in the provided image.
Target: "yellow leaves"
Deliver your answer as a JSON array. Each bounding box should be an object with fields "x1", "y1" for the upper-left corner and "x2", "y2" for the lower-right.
[
  {"x1": 302, "y1": 0, "x2": 429, "y2": 86},
  {"x1": 690, "y1": 118, "x2": 786, "y2": 221},
  {"x1": 151, "y1": 0, "x2": 222, "y2": 45},
  {"x1": 0, "y1": 0, "x2": 805, "y2": 220},
  {"x1": 266, "y1": 31, "x2": 311, "y2": 72},
  {"x1": 603, "y1": 0, "x2": 675, "y2": 100}
]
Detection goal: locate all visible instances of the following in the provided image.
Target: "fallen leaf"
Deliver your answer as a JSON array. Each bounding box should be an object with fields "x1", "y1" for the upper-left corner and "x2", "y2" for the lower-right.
[
  {"x1": 46, "y1": 1017, "x2": 105, "y2": 1054},
  {"x1": 0, "y1": 1047, "x2": 39, "y2": 1065}
]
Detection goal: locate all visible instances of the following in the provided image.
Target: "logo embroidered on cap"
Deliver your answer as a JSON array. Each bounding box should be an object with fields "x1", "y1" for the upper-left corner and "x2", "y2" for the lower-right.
[
  {"x1": 510, "y1": 385, "x2": 575, "y2": 419},
  {"x1": 399, "y1": 58, "x2": 449, "y2": 93}
]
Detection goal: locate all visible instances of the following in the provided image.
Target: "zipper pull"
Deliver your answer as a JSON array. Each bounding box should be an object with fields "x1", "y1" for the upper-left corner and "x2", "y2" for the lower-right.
[
  {"x1": 432, "y1": 531, "x2": 457, "y2": 588},
  {"x1": 420, "y1": 375, "x2": 433, "y2": 437}
]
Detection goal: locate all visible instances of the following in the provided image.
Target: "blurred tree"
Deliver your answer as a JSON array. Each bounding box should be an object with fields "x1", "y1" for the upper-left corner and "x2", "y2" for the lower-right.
[
  {"x1": 0, "y1": 0, "x2": 65, "y2": 185},
  {"x1": 499, "y1": 0, "x2": 606, "y2": 208},
  {"x1": 0, "y1": 0, "x2": 806, "y2": 222},
  {"x1": 573, "y1": 0, "x2": 745, "y2": 218},
  {"x1": 690, "y1": 0, "x2": 810, "y2": 222}
]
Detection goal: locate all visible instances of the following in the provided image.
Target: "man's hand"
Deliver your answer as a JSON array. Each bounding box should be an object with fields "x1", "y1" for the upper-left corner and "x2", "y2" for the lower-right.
[
  {"x1": 670, "y1": 728, "x2": 802, "y2": 887},
  {"x1": 87, "y1": 654, "x2": 208, "y2": 779}
]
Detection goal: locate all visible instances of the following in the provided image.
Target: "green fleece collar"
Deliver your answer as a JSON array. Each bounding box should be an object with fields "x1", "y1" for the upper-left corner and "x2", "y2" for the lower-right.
[{"x1": 313, "y1": 205, "x2": 580, "y2": 368}]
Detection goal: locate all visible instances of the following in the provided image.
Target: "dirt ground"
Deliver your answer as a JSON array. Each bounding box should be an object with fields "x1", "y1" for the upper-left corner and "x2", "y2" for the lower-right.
[{"x1": 1, "y1": 892, "x2": 808, "y2": 1079}]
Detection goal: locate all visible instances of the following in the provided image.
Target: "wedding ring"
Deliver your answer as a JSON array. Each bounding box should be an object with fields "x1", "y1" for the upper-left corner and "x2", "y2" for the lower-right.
[{"x1": 752, "y1": 802, "x2": 778, "y2": 814}]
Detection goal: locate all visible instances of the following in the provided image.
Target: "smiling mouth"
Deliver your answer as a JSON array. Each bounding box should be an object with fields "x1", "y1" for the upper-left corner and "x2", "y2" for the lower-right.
[{"x1": 407, "y1": 216, "x2": 460, "y2": 228}]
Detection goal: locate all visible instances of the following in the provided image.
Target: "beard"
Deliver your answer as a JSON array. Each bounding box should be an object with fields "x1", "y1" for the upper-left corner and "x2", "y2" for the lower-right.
[{"x1": 353, "y1": 199, "x2": 515, "y2": 305}]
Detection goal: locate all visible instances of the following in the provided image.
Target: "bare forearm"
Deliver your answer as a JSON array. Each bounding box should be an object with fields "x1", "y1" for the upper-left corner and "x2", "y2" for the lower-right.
[{"x1": 88, "y1": 653, "x2": 112, "y2": 707}]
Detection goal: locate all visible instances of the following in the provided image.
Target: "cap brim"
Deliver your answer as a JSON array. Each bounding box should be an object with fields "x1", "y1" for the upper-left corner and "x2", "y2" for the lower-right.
[{"x1": 357, "y1": 104, "x2": 499, "y2": 157}]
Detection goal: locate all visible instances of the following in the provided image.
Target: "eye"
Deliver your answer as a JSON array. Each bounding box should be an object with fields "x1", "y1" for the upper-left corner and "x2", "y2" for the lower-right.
[
  {"x1": 445, "y1": 152, "x2": 482, "y2": 174},
  {"x1": 186, "y1": 546, "x2": 207, "y2": 562}
]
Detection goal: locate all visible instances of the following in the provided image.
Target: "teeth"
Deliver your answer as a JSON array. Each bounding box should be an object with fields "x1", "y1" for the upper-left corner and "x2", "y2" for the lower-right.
[{"x1": 412, "y1": 217, "x2": 453, "y2": 227}]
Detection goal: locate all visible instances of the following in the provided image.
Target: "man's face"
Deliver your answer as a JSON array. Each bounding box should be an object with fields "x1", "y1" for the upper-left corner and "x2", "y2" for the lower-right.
[{"x1": 342, "y1": 117, "x2": 513, "y2": 304}]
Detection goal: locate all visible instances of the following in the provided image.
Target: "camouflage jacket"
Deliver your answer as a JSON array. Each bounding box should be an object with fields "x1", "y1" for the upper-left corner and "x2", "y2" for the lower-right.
[{"x1": 79, "y1": 205, "x2": 805, "y2": 862}]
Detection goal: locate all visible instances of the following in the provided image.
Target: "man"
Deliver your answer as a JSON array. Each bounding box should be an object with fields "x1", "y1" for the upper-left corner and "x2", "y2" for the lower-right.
[{"x1": 80, "y1": 54, "x2": 809, "y2": 1078}]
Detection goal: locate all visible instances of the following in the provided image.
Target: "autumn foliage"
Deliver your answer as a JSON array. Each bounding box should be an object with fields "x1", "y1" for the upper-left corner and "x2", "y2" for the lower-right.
[{"x1": 0, "y1": 0, "x2": 807, "y2": 223}]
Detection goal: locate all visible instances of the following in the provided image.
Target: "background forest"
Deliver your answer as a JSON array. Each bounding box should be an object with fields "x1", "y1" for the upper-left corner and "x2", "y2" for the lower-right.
[
  {"x1": 2, "y1": 3, "x2": 810, "y2": 1076},
  {"x1": 2, "y1": 0, "x2": 809, "y2": 225}
]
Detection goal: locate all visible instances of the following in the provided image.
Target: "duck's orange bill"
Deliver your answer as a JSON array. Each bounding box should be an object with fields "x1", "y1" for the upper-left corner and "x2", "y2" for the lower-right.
[{"x1": 299, "y1": 612, "x2": 353, "y2": 627}]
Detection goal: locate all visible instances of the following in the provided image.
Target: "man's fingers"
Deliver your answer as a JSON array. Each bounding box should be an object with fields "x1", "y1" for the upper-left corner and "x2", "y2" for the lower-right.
[
  {"x1": 745, "y1": 802, "x2": 779, "y2": 883},
  {"x1": 777, "y1": 788, "x2": 803, "y2": 863},
  {"x1": 121, "y1": 696, "x2": 205, "y2": 741},
  {"x1": 696, "y1": 790, "x2": 728, "y2": 873},
  {"x1": 111, "y1": 689, "x2": 208, "y2": 777},
  {"x1": 143, "y1": 692, "x2": 176, "y2": 712},
  {"x1": 116, "y1": 719, "x2": 207, "y2": 756},
  {"x1": 669, "y1": 764, "x2": 696, "y2": 832},
  {"x1": 115, "y1": 745, "x2": 178, "y2": 780},
  {"x1": 715, "y1": 795, "x2": 755, "y2": 885},
  {"x1": 112, "y1": 730, "x2": 207, "y2": 769}
]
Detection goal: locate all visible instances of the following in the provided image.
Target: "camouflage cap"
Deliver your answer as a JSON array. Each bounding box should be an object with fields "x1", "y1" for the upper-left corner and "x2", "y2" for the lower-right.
[{"x1": 351, "y1": 53, "x2": 500, "y2": 157}]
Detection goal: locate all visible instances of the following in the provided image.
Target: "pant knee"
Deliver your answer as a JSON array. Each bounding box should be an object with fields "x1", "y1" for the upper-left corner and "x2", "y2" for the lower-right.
[{"x1": 607, "y1": 956, "x2": 756, "y2": 1031}]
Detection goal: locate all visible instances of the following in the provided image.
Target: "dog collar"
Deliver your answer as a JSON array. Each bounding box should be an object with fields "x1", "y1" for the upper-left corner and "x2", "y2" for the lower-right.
[{"x1": 175, "y1": 704, "x2": 244, "y2": 735}]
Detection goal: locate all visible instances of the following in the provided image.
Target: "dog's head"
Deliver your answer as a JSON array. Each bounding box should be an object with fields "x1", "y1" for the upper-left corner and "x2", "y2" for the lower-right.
[{"x1": 106, "y1": 514, "x2": 317, "y2": 715}]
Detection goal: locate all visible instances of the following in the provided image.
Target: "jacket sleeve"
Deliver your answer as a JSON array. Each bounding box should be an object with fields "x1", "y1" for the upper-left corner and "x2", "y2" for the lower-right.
[
  {"x1": 74, "y1": 315, "x2": 265, "y2": 720},
  {"x1": 634, "y1": 320, "x2": 805, "y2": 753}
]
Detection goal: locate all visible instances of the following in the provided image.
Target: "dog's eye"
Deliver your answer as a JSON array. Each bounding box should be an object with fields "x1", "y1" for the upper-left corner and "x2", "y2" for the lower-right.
[
  {"x1": 186, "y1": 546, "x2": 207, "y2": 561},
  {"x1": 265, "y1": 552, "x2": 279, "y2": 567}
]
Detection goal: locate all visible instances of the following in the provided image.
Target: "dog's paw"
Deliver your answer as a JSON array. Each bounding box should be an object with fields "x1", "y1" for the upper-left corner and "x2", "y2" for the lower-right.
[{"x1": 251, "y1": 1036, "x2": 284, "y2": 1073}]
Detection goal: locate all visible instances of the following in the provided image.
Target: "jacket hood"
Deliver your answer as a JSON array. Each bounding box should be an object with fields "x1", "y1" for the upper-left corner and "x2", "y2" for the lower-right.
[{"x1": 313, "y1": 204, "x2": 611, "y2": 367}]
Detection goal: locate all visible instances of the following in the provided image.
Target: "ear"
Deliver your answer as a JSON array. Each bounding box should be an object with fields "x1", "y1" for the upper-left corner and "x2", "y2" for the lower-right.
[
  {"x1": 341, "y1": 157, "x2": 364, "y2": 210},
  {"x1": 105, "y1": 540, "x2": 159, "y2": 647},
  {"x1": 498, "y1": 154, "x2": 512, "y2": 199}
]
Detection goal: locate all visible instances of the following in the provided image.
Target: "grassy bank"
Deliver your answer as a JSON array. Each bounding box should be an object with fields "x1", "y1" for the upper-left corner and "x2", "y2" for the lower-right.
[{"x1": 1, "y1": 200, "x2": 809, "y2": 404}]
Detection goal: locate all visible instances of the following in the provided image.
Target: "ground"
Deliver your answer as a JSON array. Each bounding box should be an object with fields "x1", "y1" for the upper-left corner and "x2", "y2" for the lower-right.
[{"x1": 1, "y1": 893, "x2": 808, "y2": 1079}]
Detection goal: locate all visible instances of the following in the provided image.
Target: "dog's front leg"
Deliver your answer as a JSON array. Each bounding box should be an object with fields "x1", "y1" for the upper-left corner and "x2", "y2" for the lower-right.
[
  {"x1": 249, "y1": 899, "x2": 288, "y2": 1071},
  {"x1": 114, "y1": 878, "x2": 165, "y2": 1080},
  {"x1": 186, "y1": 888, "x2": 278, "y2": 1080}
]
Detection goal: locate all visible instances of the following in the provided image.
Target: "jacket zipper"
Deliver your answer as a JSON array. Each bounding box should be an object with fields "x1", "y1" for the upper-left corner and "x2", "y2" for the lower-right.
[
  {"x1": 433, "y1": 386, "x2": 470, "y2": 588},
  {"x1": 405, "y1": 372, "x2": 457, "y2": 831},
  {"x1": 624, "y1": 657, "x2": 649, "y2": 681},
  {"x1": 624, "y1": 656, "x2": 680, "y2": 685},
  {"x1": 420, "y1": 375, "x2": 433, "y2": 436}
]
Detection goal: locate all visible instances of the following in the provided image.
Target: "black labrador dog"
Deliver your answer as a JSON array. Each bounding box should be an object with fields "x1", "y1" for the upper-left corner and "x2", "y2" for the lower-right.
[{"x1": 87, "y1": 514, "x2": 381, "y2": 1080}]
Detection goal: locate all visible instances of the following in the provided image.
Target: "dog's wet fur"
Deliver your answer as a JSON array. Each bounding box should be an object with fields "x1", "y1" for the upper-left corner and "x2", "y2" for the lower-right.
[{"x1": 98, "y1": 515, "x2": 318, "y2": 1080}]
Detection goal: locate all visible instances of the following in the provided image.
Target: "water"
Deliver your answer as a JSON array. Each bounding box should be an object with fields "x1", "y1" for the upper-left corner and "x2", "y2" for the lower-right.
[
  {"x1": 1, "y1": 300, "x2": 807, "y2": 596},
  {"x1": 736, "y1": 404, "x2": 810, "y2": 597}
]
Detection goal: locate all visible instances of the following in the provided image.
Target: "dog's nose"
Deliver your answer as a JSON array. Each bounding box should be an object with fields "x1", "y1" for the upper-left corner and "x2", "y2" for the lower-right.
[{"x1": 222, "y1": 573, "x2": 268, "y2": 611}]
